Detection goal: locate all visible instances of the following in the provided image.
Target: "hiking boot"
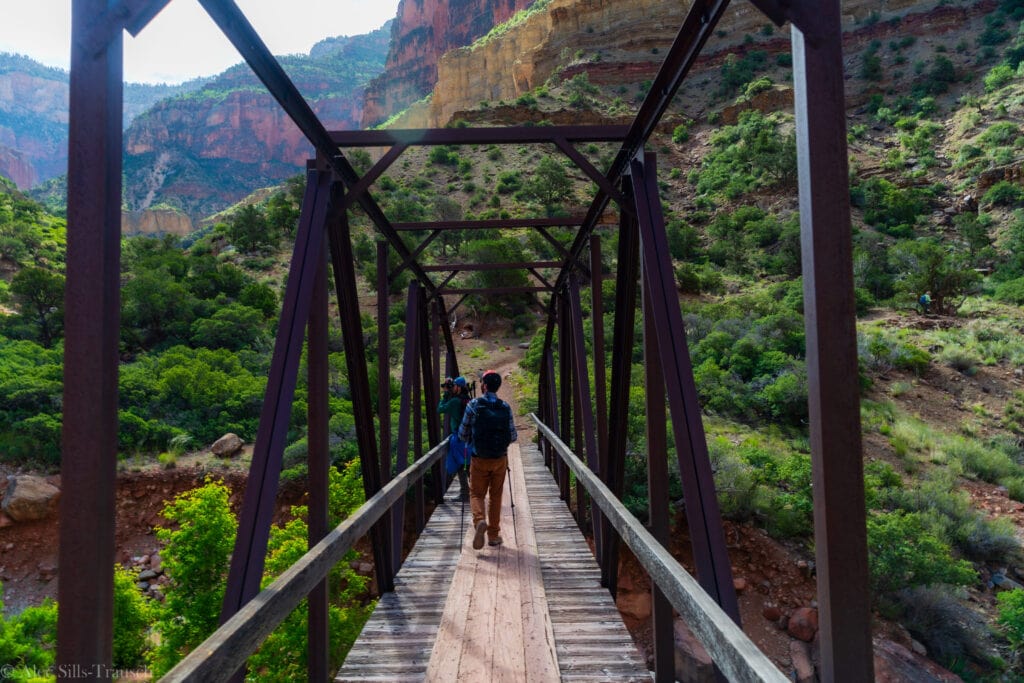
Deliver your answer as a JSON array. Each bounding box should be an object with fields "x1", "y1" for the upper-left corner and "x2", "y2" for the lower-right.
[
  {"x1": 488, "y1": 536, "x2": 503, "y2": 547},
  {"x1": 472, "y1": 521, "x2": 487, "y2": 550}
]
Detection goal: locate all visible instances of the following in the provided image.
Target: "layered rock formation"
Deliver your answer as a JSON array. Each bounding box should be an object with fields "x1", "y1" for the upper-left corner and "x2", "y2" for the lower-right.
[
  {"x1": 382, "y1": 0, "x2": 957, "y2": 129},
  {"x1": 0, "y1": 65, "x2": 68, "y2": 189},
  {"x1": 121, "y1": 209, "x2": 195, "y2": 237},
  {"x1": 124, "y1": 23, "x2": 390, "y2": 219},
  {"x1": 361, "y1": 0, "x2": 534, "y2": 127}
]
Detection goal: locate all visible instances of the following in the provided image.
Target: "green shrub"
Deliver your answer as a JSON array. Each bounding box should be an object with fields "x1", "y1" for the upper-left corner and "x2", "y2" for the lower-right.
[
  {"x1": 985, "y1": 63, "x2": 1017, "y2": 91},
  {"x1": 938, "y1": 348, "x2": 981, "y2": 375},
  {"x1": 0, "y1": 583, "x2": 58, "y2": 676},
  {"x1": 982, "y1": 180, "x2": 1024, "y2": 207},
  {"x1": 866, "y1": 510, "x2": 976, "y2": 596},
  {"x1": 149, "y1": 479, "x2": 237, "y2": 678},
  {"x1": 998, "y1": 588, "x2": 1024, "y2": 656},
  {"x1": 671, "y1": 122, "x2": 690, "y2": 144},
  {"x1": 113, "y1": 565, "x2": 152, "y2": 667},
  {"x1": 995, "y1": 276, "x2": 1024, "y2": 304}
]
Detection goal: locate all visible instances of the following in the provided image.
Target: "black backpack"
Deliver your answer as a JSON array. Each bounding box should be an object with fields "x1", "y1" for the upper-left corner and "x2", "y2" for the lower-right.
[{"x1": 472, "y1": 399, "x2": 512, "y2": 458}]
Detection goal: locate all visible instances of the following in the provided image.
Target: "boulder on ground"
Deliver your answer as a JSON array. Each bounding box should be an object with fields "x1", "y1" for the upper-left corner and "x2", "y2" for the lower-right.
[
  {"x1": 874, "y1": 638, "x2": 962, "y2": 682},
  {"x1": 673, "y1": 618, "x2": 714, "y2": 683},
  {"x1": 616, "y1": 589, "x2": 652, "y2": 622},
  {"x1": 787, "y1": 606, "x2": 819, "y2": 642},
  {"x1": 211, "y1": 433, "x2": 243, "y2": 457},
  {"x1": 2, "y1": 475, "x2": 60, "y2": 521}
]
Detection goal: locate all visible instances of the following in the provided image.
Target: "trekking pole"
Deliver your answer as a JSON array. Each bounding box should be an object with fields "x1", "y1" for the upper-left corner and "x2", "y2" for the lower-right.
[{"x1": 507, "y1": 464, "x2": 518, "y2": 545}]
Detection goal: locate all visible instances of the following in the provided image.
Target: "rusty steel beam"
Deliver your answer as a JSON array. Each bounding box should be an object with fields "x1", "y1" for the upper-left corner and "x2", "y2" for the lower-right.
[
  {"x1": 567, "y1": 278, "x2": 603, "y2": 556},
  {"x1": 419, "y1": 287, "x2": 444, "y2": 504},
  {"x1": 791, "y1": 2, "x2": 873, "y2": 678},
  {"x1": 557, "y1": 297, "x2": 572, "y2": 502},
  {"x1": 391, "y1": 282, "x2": 421, "y2": 570},
  {"x1": 550, "y1": 0, "x2": 731, "y2": 304},
  {"x1": 601, "y1": 182, "x2": 639, "y2": 593},
  {"x1": 439, "y1": 286, "x2": 551, "y2": 295},
  {"x1": 422, "y1": 261, "x2": 563, "y2": 272},
  {"x1": 342, "y1": 143, "x2": 408, "y2": 210},
  {"x1": 394, "y1": 217, "x2": 585, "y2": 230},
  {"x1": 221, "y1": 165, "x2": 331, "y2": 628},
  {"x1": 643, "y1": 281, "x2": 674, "y2": 683},
  {"x1": 377, "y1": 242, "x2": 392, "y2": 486},
  {"x1": 327, "y1": 186, "x2": 394, "y2": 593},
  {"x1": 389, "y1": 229, "x2": 442, "y2": 280},
  {"x1": 80, "y1": 0, "x2": 172, "y2": 55},
  {"x1": 58, "y1": 0, "x2": 123, "y2": 673},
  {"x1": 307, "y1": 250, "x2": 330, "y2": 683},
  {"x1": 590, "y1": 236, "x2": 609, "y2": 511},
  {"x1": 631, "y1": 151, "x2": 739, "y2": 624},
  {"x1": 330, "y1": 126, "x2": 630, "y2": 147},
  {"x1": 412, "y1": 319, "x2": 425, "y2": 533}
]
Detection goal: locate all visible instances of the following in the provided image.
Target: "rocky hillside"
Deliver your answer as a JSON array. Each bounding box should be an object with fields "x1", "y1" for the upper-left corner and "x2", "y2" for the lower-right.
[
  {"x1": 0, "y1": 53, "x2": 204, "y2": 190},
  {"x1": 375, "y1": 0, "x2": 956, "y2": 128},
  {"x1": 361, "y1": 0, "x2": 534, "y2": 127},
  {"x1": 122, "y1": 22, "x2": 391, "y2": 220}
]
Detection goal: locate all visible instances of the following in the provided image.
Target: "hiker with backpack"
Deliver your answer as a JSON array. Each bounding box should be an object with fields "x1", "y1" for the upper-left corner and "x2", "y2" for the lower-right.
[
  {"x1": 439, "y1": 376, "x2": 471, "y2": 501},
  {"x1": 458, "y1": 370, "x2": 517, "y2": 549}
]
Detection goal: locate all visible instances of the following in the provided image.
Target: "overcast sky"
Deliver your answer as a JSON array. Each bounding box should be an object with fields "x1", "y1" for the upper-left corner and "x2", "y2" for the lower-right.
[{"x1": 0, "y1": 0, "x2": 399, "y2": 84}]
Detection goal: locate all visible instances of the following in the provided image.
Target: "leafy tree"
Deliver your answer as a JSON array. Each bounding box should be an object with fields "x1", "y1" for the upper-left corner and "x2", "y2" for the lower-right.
[
  {"x1": 121, "y1": 269, "x2": 196, "y2": 350},
  {"x1": 524, "y1": 156, "x2": 573, "y2": 213},
  {"x1": 851, "y1": 177, "x2": 931, "y2": 238},
  {"x1": 0, "y1": 338, "x2": 62, "y2": 465},
  {"x1": 190, "y1": 303, "x2": 267, "y2": 351},
  {"x1": 997, "y1": 589, "x2": 1024, "y2": 661},
  {"x1": 433, "y1": 196, "x2": 465, "y2": 257},
  {"x1": 149, "y1": 479, "x2": 237, "y2": 678},
  {"x1": 890, "y1": 239, "x2": 981, "y2": 314},
  {"x1": 10, "y1": 267, "x2": 64, "y2": 348},
  {"x1": 239, "y1": 282, "x2": 278, "y2": 318},
  {"x1": 463, "y1": 237, "x2": 532, "y2": 316},
  {"x1": 113, "y1": 565, "x2": 152, "y2": 668},
  {"x1": 227, "y1": 204, "x2": 277, "y2": 253}
]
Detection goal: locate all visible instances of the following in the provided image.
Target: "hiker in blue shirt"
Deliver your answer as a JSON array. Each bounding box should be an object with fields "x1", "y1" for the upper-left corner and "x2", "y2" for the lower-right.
[
  {"x1": 439, "y1": 376, "x2": 470, "y2": 501},
  {"x1": 459, "y1": 370, "x2": 517, "y2": 549},
  {"x1": 919, "y1": 291, "x2": 932, "y2": 314}
]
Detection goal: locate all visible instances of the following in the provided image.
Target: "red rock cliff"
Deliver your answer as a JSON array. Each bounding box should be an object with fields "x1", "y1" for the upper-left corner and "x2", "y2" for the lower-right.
[{"x1": 361, "y1": 0, "x2": 534, "y2": 127}]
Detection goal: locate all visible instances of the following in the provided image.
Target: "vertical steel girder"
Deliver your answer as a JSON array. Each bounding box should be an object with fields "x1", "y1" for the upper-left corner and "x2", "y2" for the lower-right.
[
  {"x1": 327, "y1": 187, "x2": 395, "y2": 594},
  {"x1": 420, "y1": 289, "x2": 444, "y2": 504},
  {"x1": 601, "y1": 184, "x2": 640, "y2": 594},
  {"x1": 307, "y1": 251, "x2": 330, "y2": 683},
  {"x1": 630, "y1": 151, "x2": 740, "y2": 624},
  {"x1": 590, "y1": 236, "x2": 609, "y2": 513},
  {"x1": 392, "y1": 282, "x2": 422, "y2": 570},
  {"x1": 643, "y1": 282, "x2": 674, "y2": 683},
  {"x1": 58, "y1": 0, "x2": 123, "y2": 673},
  {"x1": 792, "y1": 5, "x2": 873, "y2": 679},
  {"x1": 567, "y1": 278, "x2": 603, "y2": 556},
  {"x1": 377, "y1": 242, "x2": 392, "y2": 486},
  {"x1": 222, "y1": 165, "x2": 332, "y2": 625},
  {"x1": 412, "y1": 316, "x2": 425, "y2": 533},
  {"x1": 557, "y1": 298, "x2": 572, "y2": 502}
]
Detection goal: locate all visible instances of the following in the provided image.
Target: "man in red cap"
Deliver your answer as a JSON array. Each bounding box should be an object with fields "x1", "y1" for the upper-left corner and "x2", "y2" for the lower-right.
[{"x1": 458, "y1": 370, "x2": 517, "y2": 549}]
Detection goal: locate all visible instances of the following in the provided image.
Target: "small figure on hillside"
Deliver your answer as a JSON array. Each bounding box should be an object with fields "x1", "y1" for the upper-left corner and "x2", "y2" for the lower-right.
[
  {"x1": 919, "y1": 291, "x2": 932, "y2": 315},
  {"x1": 459, "y1": 370, "x2": 517, "y2": 550},
  {"x1": 439, "y1": 376, "x2": 471, "y2": 501}
]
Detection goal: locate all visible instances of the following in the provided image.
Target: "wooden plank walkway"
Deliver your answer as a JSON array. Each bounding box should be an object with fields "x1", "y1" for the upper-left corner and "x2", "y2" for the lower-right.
[{"x1": 336, "y1": 442, "x2": 649, "y2": 682}]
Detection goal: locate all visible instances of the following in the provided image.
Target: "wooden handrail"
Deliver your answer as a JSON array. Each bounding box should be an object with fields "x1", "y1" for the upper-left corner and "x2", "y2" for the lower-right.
[
  {"x1": 529, "y1": 414, "x2": 788, "y2": 683},
  {"x1": 161, "y1": 440, "x2": 448, "y2": 682}
]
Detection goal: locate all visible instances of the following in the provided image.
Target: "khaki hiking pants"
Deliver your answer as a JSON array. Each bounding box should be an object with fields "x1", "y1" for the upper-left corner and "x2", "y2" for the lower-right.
[{"x1": 470, "y1": 454, "x2": 507, "y2": 542}]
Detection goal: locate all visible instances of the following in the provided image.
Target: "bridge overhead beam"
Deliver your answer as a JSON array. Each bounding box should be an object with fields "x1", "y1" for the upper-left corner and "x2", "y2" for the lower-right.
[
  {"x1": 330, "y1": 126, "x2": 629, "y2": 147},
  {"x1": 791, "y1": 2, "x2": 873, "y2": 679}
]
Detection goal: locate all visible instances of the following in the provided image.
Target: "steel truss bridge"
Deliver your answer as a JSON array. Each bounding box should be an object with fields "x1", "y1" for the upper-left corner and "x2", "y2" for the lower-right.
[{"x1": 60, "y1": 0, "x2": 869, "y2": 680}]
